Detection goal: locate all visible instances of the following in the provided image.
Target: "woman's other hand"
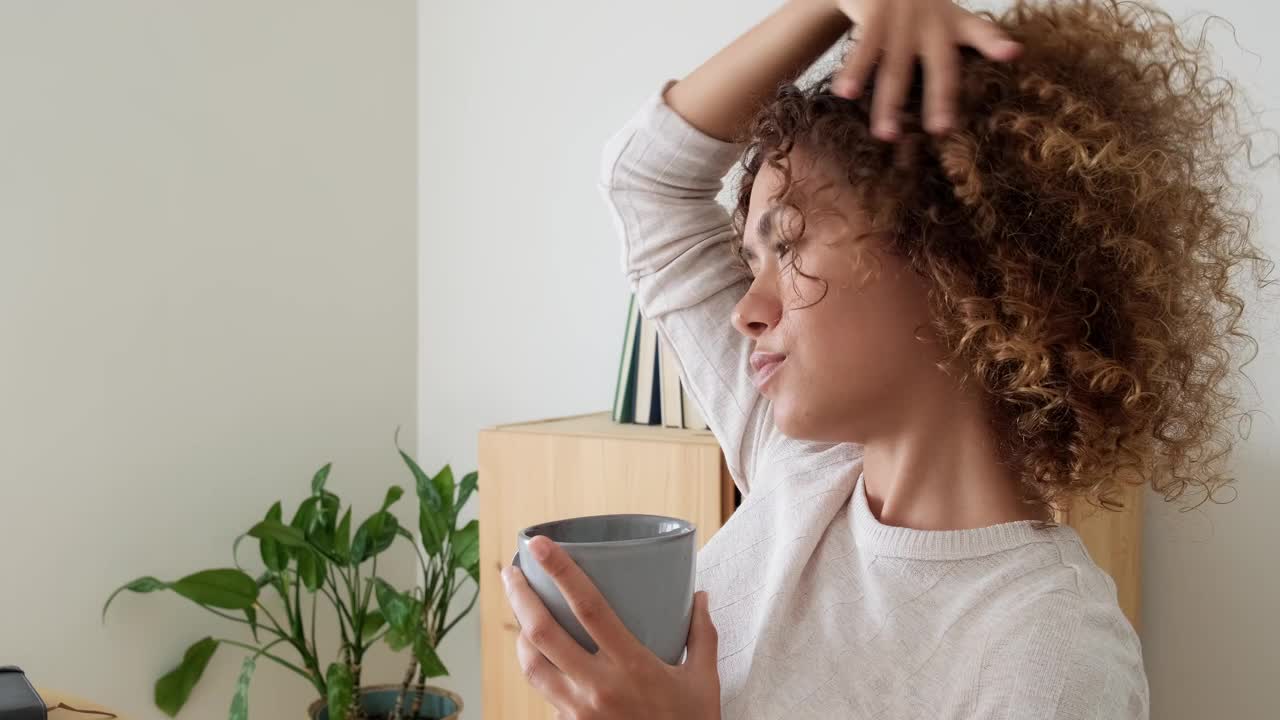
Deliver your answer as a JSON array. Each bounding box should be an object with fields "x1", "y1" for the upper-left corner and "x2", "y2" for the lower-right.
[{"x1": 831, "y1": 0, "x2": 1023, "y2": 139}]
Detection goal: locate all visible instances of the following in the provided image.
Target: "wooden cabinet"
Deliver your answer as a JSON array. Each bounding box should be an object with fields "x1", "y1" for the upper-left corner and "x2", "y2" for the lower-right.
[{"x1": 478, "y1": 411, "x2": 1142, "y2": 720}]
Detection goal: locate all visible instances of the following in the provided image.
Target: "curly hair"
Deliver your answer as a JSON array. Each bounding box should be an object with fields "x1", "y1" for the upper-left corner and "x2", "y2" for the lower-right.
[{"x1": 728, "y1": 0, "x2": 1276, "y2": 516}]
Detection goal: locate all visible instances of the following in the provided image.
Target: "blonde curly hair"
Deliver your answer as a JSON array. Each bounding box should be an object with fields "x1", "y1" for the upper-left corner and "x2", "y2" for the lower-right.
[{"x1": 729, "y1": 0, "x2": 1276, "y2": 516}]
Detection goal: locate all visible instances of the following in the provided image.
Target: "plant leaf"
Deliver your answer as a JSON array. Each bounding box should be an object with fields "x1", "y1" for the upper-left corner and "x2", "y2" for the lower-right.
[
  {"x1": 170, "y1": 569, "x2": 259, "y2": 610},
  {"x1": 311, "y1": 462, "x2": 332, "y2": 496},
  {"x1": 334, "y1": 507, "x2": 352, "y2": 563},
  {"x1": 361, "y1": 609, "x2": 386, "y2": 637},
  {"x1": 245, "y1": 605, "x2": 259, "y2": 642},
  {"x1": 413, "y1": 633, "x2": 450, "y2": 679},
  {"x1": 290, "y1": 497, "x2": 318, "y2": 543},
  {"x1": 381, "y1": 485, "x2": 405, "y2": 512},
  {"x1": 325, "y1": 662, "x2": 354, "y2": 720},
  {"x1": 419, "y1": 505, "x2": 447, "y2": 557},
  {"x1": 450, "y1": 520, "x2": 479, "y2": 571},
  {"x1": 374, "y1": 579, "x2": 420, "y2": 651},
  {"x1": 401, "y1": 448, "x2": 442, "y2": 513},
  {"x1": 316, "y1": 491, "x2": 340, "y2": 535},
  {"x1": 455, "y1": 471, "x2": 478, "y2": 514},
  {"x1": 154, "y1": 636, "x2": 218, "y2": 717},
  {"x1": 228, "y1": 654, "x2": 256, "y2": 720},
  {"x1": 432, "y1": 465, "x2": 456, "y2": 521},
  {"x1": 297, "y1": 548, "x2": 325, "y2": 592},
  {"x1": 249, "y1": 518, "x2": 309, "y2": 549},
  {"x1": 351, "y1": 511, "x2": 399, "y2": 564},
  {"x1": 102, "y1": 576, "x2": 167, "y2": 621},
  {"x1": 258, "y1": 502, "x2": 290, "y2": 572}
]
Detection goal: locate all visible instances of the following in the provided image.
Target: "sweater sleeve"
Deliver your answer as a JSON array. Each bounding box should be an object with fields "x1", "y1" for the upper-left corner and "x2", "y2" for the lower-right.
[
  {"x1": 596, "y1": 78, "x2": 768, "y2": 498},
  {"x1": 1045, "y1": 600, "x2": 1149, "y2": 719},
  {"x1": 982, "y1": 591, "x2": 1149, "y2": 720}
]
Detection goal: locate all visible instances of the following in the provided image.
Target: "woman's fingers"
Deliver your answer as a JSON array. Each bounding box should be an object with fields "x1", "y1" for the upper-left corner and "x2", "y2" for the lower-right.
[
  {"x1": 515, "y1": 631, "x2": 577, "y2": 713},
  {"x1": 503, "y1": 565, "x2": 598, "y2": 680},
  {"x1": 869, "y1": 8, "x2": 915, "y2": 141},
  {"x1": 921, "y1": 28, "x2": 960, "y2": 134},
  {"x1": 834, "y1": 15, "x2": 884, "y2": 99},
  {"x1": 835, "y1": 1, "x2": 1023, "y2": 139},
  {"x1": 956, "y1": 12, "x2": 1022, "y2": 61}
]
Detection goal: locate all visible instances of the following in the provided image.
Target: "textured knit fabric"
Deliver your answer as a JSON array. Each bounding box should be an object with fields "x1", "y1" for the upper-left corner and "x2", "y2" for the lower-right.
[{"x1": 596, "y1": 78, "x2": 1150, "y2": 720}]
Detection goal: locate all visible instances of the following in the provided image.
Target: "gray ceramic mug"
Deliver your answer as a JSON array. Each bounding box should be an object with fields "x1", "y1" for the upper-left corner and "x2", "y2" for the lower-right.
[{"x1": 511, "y1": 513, "x2": 697, "y2": 666}]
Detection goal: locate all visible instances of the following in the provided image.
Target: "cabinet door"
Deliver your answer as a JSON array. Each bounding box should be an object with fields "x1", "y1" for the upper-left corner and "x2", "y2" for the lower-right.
[
  {"x1": 479, "y1": 428, "x2": 728, "y2": 720},
  {"x1": 1058, "y1": 483, "x2": 1145, "y2": 633}
]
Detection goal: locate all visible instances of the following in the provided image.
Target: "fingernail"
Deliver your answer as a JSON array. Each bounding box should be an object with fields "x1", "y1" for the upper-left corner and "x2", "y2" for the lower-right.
[
  {"x1": 500, "y1": 567, "x2": 511, "y2": 587},
  {"x1": 531, "y1": 537, "x2": 551, "y2": 561}
]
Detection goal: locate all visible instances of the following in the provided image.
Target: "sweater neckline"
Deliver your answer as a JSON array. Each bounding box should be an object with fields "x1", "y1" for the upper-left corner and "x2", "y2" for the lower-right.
[{"x1": 851, "y1": 471, "x2": 1073, "y2": 560}]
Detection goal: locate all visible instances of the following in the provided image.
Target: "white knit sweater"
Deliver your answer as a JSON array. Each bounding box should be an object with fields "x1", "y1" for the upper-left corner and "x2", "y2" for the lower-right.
[{"x1": 597, "y1": 79, "x2": 1150, "y2": 719}]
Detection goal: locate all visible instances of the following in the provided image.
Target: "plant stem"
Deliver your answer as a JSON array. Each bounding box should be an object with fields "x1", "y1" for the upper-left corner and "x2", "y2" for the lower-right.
[
  {"x1": 326, "y1": 568, "x2": 355, "y2": 667},
  {"x1": 390, "y1": 658, "x2": 418, "y2": 720},
  {"x1": 266, "y1": 577, "x2": 324, "y2": 695},
  {"x1": 214, "y1": 638, "x2": 313, "y2": 683},
  {"x1": 408, "y1": 665, "x2": 428, "y2": 719},
  {"x1": 361, "y1": 556, "x2": 377, "y2": 626},
  {"x1": 294, "y1": 572, "x2": 309, "y2": 663},
  {"x1": 439, "y1": 584, "x2": 478, "y2": 640},
  {"x1": 325, "y1": 572, "x2": 353, "y2": 634},
  {"x1": 310, "y1": 587, "x2": 319, "y2": 667},
  {"x1": 433, "y1": 565, "x2": 454, "y2": 641},
  {"x1": 256, "y1": 601, "x2": 289, "y2": 640},
  {"x1": 199, "y1": 604, "x2": 279, "y2": 634}
]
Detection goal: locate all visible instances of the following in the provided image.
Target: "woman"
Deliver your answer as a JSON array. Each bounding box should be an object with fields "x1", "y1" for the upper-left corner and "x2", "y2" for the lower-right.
[{"x1": 500, "y1": 0, "x2": 1270, "y2": 717}]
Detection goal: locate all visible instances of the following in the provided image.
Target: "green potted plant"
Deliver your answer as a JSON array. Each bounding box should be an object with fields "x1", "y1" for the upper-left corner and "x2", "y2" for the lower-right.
[{"x1": 103, "y1": 431, "x2": 480, "y2": 720}]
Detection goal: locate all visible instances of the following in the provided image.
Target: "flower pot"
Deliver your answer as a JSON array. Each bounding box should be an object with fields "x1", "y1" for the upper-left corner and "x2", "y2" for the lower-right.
[{"x1": 307, "y1": 684, "x2": 463, "y2": 720}]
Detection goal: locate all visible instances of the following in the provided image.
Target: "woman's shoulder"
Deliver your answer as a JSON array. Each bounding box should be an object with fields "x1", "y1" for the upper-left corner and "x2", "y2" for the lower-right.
[
  {"x1": 991, "y1": 531, "x2": 1144, "y2": 667},
  {"x1": 983, "y1": 558, "x2": 1149, "y2": 718}
]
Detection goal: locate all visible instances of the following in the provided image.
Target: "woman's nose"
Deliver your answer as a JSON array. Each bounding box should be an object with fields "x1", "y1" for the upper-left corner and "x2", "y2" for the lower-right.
[{"x1": 731, "y1": 286, "x2": 782, "y2": 339}]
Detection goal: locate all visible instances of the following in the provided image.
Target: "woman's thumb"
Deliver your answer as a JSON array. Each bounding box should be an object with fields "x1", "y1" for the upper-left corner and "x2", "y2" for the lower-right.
[{"x1": 685, "y1": 591, "x2": 718, "y2": 667}]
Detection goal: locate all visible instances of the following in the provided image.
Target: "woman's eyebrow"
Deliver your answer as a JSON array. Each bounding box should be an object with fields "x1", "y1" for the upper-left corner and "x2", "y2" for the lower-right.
[
  {"x1": 741, "y1": 208, "x2": 778, "y2": 262},
  {"x1": 757, "y1": 207, "x2": 776, "y2": 242}
]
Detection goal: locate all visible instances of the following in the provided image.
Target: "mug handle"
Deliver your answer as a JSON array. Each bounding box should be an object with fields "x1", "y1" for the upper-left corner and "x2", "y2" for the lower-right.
[{"x1": 511, "y1": 550, "x2": 520, "y2": 569}]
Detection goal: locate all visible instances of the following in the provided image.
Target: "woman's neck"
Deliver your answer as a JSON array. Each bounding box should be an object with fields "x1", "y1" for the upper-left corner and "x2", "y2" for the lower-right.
[{"x1": 859, "y1": 380, "x2": 1051, "y2": 531}]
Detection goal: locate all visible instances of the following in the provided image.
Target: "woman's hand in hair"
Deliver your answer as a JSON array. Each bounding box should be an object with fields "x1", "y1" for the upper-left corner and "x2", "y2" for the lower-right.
[{"x1": 830, "y1": 0, "x2": 1023, "y2": 139}]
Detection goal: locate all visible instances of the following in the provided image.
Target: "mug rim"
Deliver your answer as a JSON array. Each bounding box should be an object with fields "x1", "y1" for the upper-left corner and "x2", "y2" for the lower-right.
[{"x1": 518, "y1": 512, "x2": 695, "y2": 548}]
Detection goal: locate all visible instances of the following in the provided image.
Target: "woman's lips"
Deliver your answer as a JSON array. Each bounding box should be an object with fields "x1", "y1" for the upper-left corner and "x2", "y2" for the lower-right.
[{"x1": 752, "y1": 357, "x2": 786, "y2": 389}]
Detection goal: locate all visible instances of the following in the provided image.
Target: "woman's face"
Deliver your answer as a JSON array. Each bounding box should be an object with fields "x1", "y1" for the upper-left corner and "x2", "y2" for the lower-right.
[{"x1": 731, "y1": 147, "x2": 945, "y2": 443}]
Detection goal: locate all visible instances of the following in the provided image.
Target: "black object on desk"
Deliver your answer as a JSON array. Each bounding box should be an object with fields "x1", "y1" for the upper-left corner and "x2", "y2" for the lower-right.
[{"x1": 0, "y1": 666, "x2": 44, "y2": 720}]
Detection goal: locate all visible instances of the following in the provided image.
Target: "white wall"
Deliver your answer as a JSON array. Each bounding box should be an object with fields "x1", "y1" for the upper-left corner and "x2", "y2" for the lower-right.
[
  {"x1": 420, "y1": 1, "x2": 1279, "y2": 718},
  {"x1": 1, "y1": 1, "x2": 418, "y2": 719}
]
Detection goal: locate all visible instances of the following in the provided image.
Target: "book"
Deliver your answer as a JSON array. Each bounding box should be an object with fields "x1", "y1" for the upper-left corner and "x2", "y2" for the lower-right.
[
  {"x1": 633, "y1": 314, "x2": 661, "y2": 425},
  {"x1": 658, "y1": 331, "x2": 684, "y2": 429},
  {"x1": 611, "y1": 293, "x2": 710, "y2": 431},
  {"x1": 611, "y1": 294, "x2": 641, "y2": 423}
]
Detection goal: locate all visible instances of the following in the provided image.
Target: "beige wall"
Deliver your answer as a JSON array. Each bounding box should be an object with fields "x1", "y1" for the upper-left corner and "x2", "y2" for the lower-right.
[
  {"x1": 420, "y1": 1, "x2": 1280, "y2": 718},
  {"x1": 1, "y1": 1, "x2": 419, "y2": 718}
]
